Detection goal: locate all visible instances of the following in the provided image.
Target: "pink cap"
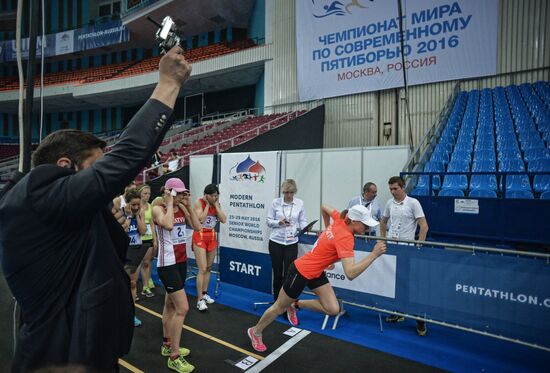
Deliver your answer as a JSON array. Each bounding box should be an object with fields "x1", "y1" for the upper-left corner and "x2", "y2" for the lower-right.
[{"x1": 164, "y1": 178, "x2": 188, "y2": 192}]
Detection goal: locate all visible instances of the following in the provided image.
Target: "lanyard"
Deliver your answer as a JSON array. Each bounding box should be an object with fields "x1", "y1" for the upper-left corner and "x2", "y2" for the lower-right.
[{"x1": 281, "y1": 202, "x2": 294, "y2": 222}]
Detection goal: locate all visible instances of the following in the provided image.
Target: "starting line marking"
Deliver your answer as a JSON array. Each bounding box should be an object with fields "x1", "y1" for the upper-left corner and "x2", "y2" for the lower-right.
[
  {"x1": 246, "y1": 329, "x2": 311, "y2": 373},
  {"x1": 135, "y1": 303, "x2": 265, "y2": 361}
]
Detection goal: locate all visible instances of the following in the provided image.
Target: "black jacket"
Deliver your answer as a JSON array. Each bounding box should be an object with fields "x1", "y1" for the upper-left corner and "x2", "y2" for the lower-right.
[{"x1": 0, "y1": 99, "x2": 174, "y2": 372}]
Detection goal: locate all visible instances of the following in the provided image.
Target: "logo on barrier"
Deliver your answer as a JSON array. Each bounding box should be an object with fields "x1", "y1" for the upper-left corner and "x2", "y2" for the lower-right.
[
  {"x1": 229, "y1": 155, "x2": 266, "y2": 183},
  {"x1": 311, "y1": 0, "x2": 373, "y2": 18},
  {"x1": 229, "y1": 260, "x2": 261, "y2": 276},
  {"x1": 326, "y1": 271, "x2": 346, "y2": 280}
]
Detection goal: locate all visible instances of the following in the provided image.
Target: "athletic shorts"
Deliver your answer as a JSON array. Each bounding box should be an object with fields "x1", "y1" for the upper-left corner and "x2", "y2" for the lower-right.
[
  {"x1": 192, "y1": 229, "x2": 218, "y2": 252},
  {"x1": 157, "y1": 262, "x2": 188, "y2": 294},
  {"x1": 282, "y1": 262, "x2": 329, "y2": 299},
  {"x1": 125, "y1": 243, "x2": 150, "y2": 273}
]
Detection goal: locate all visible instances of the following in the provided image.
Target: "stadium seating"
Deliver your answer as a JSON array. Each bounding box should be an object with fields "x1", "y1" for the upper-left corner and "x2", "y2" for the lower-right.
[
  {"x1": 0, "y1": 40, "x2": 257, "y2": 90},
  {"x1": 415, "y1": 82, "x2": 550, "y2": 199}
]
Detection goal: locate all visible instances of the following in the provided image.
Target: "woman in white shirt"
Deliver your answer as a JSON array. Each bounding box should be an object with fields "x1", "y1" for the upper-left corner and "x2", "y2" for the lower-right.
[{"x1": 266, "y1": 179, "x2": 308, "y2": 326}]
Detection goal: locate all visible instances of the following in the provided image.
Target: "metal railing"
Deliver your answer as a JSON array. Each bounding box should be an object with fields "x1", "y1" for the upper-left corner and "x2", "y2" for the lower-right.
[
  {"x1": 301, "y1": 230, "x2": 550, "y2": 352},
  {"x1": 401, "y1": 170, "x2": 550, "y2": 198},
  {"x1": 402, "y1": 81, "x2": 461, "y2": 189},
  {"x1": 141, "y1": 107, "x2": 317, "y2": 182}
]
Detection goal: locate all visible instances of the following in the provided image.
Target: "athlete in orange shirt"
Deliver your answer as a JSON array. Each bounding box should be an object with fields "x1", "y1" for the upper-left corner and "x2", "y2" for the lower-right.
[{"x1": 247, "y1": 204, "x2": 386, "y2": 352}]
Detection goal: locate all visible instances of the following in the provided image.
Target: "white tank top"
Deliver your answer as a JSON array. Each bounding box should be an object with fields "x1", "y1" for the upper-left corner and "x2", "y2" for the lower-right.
[{"x1": 155, "y1": 207, "x2": 188, "y2": 267}]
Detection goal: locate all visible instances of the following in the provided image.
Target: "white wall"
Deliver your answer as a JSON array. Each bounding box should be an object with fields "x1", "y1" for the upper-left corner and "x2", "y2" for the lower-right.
[{"x1": 191, "y1": 146, "x2": 410, "y2": 231}]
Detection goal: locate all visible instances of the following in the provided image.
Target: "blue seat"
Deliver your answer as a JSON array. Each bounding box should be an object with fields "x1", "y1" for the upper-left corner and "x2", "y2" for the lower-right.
[
  {"x1": 501, "y1": 174, "x2": 531, "y2": 191},
  {"x1": 410, "y1": 188, "x2": 435, "y2": 196},
  {"x1": 540, "y1": 190, "x2": 550, "y2": 200},
  {"x1": 499, "y1": 159, "x2": 525, "y2": 172},
  {"x1": 469, "y1": 189, "x2": 497, "y2": 198},
  {"x1": 442, "y1": 175, "x2": 468, "y2": 191},
  {"x1": 528, "y1": 159, "x2": 550, "y2": 172},
  {"x1": 521, "y1": 141, "x2": 546, "y2": 151},
  {"x1": 439, "y1": 188, "x2": 464, "y2": 197},
  {"x1": 505, "y1": 190, "x2": 534, "y2": 199},
  {"x1": 524, "y1": 148, "x2": 550, "y2": 163},
  {"x1": 448, "y1": 160, "x2": 470, "y2": 172},
  {"x1": 470, "y1": 175, "x2": 498, "y2": 191},
  {"x1": 472, "y1": 161, "x2": 496, "y2": 172},
  {"x1": 431, "y1": 151, "x2": 450, "y2": 165},
  {"x1": 416, "y1": 161, "x2": 445, "y2": 191},
  {"x1": 533, "y1": 175, "x2": 550, "y2": 193}
]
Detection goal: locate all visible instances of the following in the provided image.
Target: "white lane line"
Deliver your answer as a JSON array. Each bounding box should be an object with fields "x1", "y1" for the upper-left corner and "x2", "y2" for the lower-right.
[{"x1": 247, "y1": 330, "x2": 311, "y2": 372}]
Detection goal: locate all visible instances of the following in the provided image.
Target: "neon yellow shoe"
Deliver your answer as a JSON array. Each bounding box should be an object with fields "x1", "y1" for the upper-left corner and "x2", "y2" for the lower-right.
[
  {"x1": 161, "y1": 345, "x2": 190, "y2": 357},
  {"x1": 148, "y1": 278, "x2": 155, "y2": 289},
  {"x1": 167, "y1": 356, "x2": 194, "y2": 373}
]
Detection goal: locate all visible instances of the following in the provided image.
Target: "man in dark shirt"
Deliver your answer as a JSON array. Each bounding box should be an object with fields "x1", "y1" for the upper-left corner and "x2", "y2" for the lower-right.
[{"x1": 0, "y1": 45, "x2": 191, "y2": 372}]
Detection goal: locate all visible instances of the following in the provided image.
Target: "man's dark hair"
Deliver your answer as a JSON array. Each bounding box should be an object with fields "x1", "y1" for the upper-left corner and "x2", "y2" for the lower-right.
[
  {"x1": 388, "y1": 176, "x2": 405, "y2": 187},
  {"x1": 32, "y1": 129, "x2": 106, "y2": 167},
  {"x1": 362, "y1": 182, "x2": 376, "y2": 194},
  {"x1": 204, "y1": 184, "x2": 219, "y2": 195}
]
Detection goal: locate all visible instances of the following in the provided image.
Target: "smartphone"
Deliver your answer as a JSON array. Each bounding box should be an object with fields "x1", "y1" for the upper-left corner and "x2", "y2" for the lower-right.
[{"x1": 171, "y1": 189, "x2": 177, "y2": 197}]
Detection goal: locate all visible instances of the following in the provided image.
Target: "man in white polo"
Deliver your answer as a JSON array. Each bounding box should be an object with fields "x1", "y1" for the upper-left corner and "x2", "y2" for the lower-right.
[{"x1": 380, "y1": 175, "x2": 429, "y2": 336}]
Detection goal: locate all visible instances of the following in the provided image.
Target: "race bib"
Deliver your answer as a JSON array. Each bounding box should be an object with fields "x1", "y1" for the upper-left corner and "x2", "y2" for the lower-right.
[
  {"x1": 203, "y1": 215, "x2": 217, "y2": 229},
  {"x1": 129, "y1": 231, "x2": 142, "y2": 245},
  {"x1": 171, "y1": 223, "x2": 187, "y2": 244},
  {"x1": 145, "y1": 224, "x2": 152, "y2": 237}
]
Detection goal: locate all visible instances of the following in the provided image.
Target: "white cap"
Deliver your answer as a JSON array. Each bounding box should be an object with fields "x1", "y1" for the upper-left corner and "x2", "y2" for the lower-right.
[{"x1": 347, "y1": 205, "x2": 379, "y2": 227}]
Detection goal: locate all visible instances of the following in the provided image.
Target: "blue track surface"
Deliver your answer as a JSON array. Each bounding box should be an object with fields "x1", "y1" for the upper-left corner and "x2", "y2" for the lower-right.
[{"x1": 180, "y1": 272, "x2": 548, "y2": 373}]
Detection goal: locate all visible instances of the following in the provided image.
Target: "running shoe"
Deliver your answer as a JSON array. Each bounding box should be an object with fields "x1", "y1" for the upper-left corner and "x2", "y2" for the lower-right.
[
  {"x1": 148, "y1": 278, "x2": 155, "y2": 289},
  {"x1": 287, "y1": 304, "x2": 299, "y2": 326},
  {"x1": 134, "y1": 317, "x2": 142, "y2": 327},
  {"x1": 167, "y1": 356, "x2": 195, "y2": 373},
  {"x1": 161, "y1": 345, "x2": 191, "y2": 357},
  {"x1": 141, "y1": 287, "x2": 154, "y2": 298},
  {"x1": 247, "y1": 327, "x2": 267, "y2": 352},
  {"x1": 202, "y1": 293, "x2": 215, "y2": 304},
  {"x1": 385, "y1": 314, "x2": 405, "y2": 323},
  {"x1": 197, "y1": 299, "x2": 208, "y2": 311}
]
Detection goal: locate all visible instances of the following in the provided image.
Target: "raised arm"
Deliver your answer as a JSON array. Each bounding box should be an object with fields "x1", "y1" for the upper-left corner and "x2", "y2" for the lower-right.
[
  {"x1": 153, "y1": 190, "x2": 175, "y2": 230},
  {"x1": 32, "y1": 47, "x2": 192, "y2": 227},
  {"x1": 195, "y1": 199, "x2": 209, "y2": 223},
  {"x1": 137, "y1": 207, "x2": 147, "y2": 236},
  {"x1": 321, "y1": 204, "x2": 336, "y2": 228},
  {"x1": 180, "y1": 195, "x2": 201, "y2": 231},
  {"x1": 214, "y1": 200, "x2": 227, "y2": 224}
]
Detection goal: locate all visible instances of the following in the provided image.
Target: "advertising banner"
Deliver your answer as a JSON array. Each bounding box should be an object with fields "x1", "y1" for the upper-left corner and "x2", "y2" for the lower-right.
[
  {"x1": 74, "y1": 21, "x2": 129, "y2": 51},
  {"x1": 296, "y1": 0, "x2": 499, "y2": 101},
  {"x1": 0, "y1": 21, "x2": 129, "y2": 62},
  {"x1": 218, "y1": 152, "x2": 279, "y2": 292},
  {"x1": 299, "y1": 235, "x2": 550, "y2": 348}
]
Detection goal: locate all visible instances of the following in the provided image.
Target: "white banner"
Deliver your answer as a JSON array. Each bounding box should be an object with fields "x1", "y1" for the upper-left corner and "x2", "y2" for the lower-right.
[
  {"x1": 299, "y1": 244, "x2": 397, "y2": 298},
  {"x1": 296, "y1": 0, "x2": 498, "y2": 101},
  {"x1": 219, "y1": 152, "x2": 279, "y2": 253},
  {"x1": 55, "y1": 30, "x2": 74, "y2": 55}
]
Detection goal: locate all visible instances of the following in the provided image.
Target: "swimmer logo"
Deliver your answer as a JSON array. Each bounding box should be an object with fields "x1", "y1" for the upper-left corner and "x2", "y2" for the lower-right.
[
  {"x1": 311, "y1": 0, "x2": 373, "y2": 18},
  {"x1": 229, "y1": 155, "x2": 266, "y2": 183}
]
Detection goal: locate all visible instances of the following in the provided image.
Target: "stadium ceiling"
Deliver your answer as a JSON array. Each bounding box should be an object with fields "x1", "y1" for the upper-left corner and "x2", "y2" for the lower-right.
[{"x1": 122, "y1": 0, "x2": 256, "y2": 46}]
